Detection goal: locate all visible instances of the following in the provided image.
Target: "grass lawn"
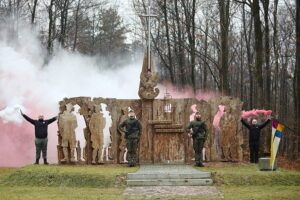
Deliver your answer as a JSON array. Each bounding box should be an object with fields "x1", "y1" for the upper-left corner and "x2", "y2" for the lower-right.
[
  {"x1": 198, "y1": 164, "x2": 300, "y2": 200},
  {"x1": 0, "y1": 164, "x2": 299, "y2": 200}
]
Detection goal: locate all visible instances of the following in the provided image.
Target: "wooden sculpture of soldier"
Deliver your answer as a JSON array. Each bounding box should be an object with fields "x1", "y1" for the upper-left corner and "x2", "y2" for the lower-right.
[
  {"x1": 59, "y1": 103, "x2": 78, "y2": 163},
  {"x1": 118, "y1": 107, "x2": 129, "y2": 163},
  {"x1": 186, "y1": 111, "x2": 208, "y2": 167},
  {"x1": 220, "y1": 106, "x2": 239, "y2": 162},
  {"x1": 118, "y1": 110, "x2": 142, "y2": 167},
  {"x1": 89, "y1": 105, "x2": 106, "y2": 164}
]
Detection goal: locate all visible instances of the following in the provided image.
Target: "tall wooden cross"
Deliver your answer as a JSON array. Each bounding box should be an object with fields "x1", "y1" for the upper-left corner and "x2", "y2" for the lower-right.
[{"x1": 141, "y1": 4, "x2": 157, "y2": 72}]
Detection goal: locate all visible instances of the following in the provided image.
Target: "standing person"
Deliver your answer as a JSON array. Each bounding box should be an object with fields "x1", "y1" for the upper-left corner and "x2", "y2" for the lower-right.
[
  {"x1": 241, "y1": 116, "x2": 271, "y2": 163},
  {"x1": 186, "y1": 112, "x2": 208, "y2": 167},
  {"x1": 20, "y1": 110, "x2": 57, "y2": 165},
  {"x1": 118, "y1": 110, "x2": 142, "y2": 167}
]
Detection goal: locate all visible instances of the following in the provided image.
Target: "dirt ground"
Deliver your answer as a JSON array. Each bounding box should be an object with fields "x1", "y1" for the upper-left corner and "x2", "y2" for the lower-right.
[{"x1": 278, "y1": 156, "x2": 300, "y2": 171}]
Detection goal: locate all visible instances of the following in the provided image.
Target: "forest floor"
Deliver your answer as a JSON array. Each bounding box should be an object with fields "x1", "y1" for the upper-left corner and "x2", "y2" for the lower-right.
[{"x1": 0, "y1": 163, "x2": 299, "y2": 200}]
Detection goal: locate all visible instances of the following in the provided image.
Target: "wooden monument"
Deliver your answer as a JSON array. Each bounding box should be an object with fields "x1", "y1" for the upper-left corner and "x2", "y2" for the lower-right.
[
  {"x1": 57, "y1": 6, "x2": 246, "y2": 165},
  {"x1": 56, "y1": 50, "x2": 246, "y2": 164}
]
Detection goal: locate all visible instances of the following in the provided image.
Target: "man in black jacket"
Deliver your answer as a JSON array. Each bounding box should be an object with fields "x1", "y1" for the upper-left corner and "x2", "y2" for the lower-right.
[
  {"x1": 241, "y1": 116, "x2": 271, "y2": 163},
  {"x1": 21, "y1": 110, "x2": 57, "y2": 165}
]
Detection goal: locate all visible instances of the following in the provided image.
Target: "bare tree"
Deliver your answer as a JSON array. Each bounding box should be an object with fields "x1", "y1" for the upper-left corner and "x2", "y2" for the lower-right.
[
  {"x1": 295, "y1": 0, "x2": 300, "y2": 135},
  {"x1": 218, "y1": 0, "x2": 231, "y2": 95}
]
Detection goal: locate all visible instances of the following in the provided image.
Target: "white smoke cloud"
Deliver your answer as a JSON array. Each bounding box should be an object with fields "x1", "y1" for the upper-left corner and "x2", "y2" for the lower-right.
[
  {"x1": 0, "y1": 20, "x2": 142, "y2": 167},
  {"x1": 0, "y1": 104, "x2": 26, "y2": 124},
  {"x1": 0, "y1": 22, "x2": 142, "y2": 119}
]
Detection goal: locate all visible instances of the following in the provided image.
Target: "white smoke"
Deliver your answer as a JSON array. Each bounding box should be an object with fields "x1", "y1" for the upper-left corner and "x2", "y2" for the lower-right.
[
  {"x1": 0, "y1": 104, "x2": 26, "y2": 124},
  {"x1": 0, "y1": 22, "x2": 142, "y2": 121},
  {"x1": 0, "y1": 20, "x2": 142, "y2": 167}
]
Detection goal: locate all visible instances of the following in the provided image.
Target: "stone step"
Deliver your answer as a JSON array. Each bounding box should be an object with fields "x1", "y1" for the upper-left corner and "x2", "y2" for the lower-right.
[
  {"x1": 127, "y1": 172, "x2": 211, "y2": 180},
  {"x1": 126, "y1": 178, "x2": 213, "y2": 186}
]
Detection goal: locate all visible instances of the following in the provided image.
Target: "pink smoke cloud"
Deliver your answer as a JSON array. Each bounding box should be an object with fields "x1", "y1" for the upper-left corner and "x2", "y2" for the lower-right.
[
  {"x1": 158, "y1": 81, "x2": 220, "y2": 102},
  {"x1": 0, "y1": 102, "x2": 58, "y2": 167},
  {"x1": 241, "y1": 109, "x2": 272, "y2": 118}
]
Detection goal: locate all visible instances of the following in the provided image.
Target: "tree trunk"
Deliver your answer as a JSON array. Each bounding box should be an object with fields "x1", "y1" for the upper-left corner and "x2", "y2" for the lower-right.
[
  {"x1": 295, "y1": 0, "x2": 300, "y2": 139},
  {"x1": 252, "y1": 0, "x2": 264, "y2": 107},
  {"x1": 162, "y1": 0, "x2": 175, "y2": 83},
  {"x1": 31, "y1": 0, "x2": 38, "y2": 24},
  {"x1": 174, "y1": 0, "x2": 186, "y2": 87},
  {"x1": 182, "y1": 0, "x2": 197, "y2": 92},
  {"x1": 47, "y1": 0, "x2": 55, "y2": 54},
  {"x1": 242, "y1": 3, "x2": 253, "y2": 109},
  {"x1": 273, "y1": 0, "x2": 279, "y2": 115},
  {"x1": 203, "y1": 23, "x2": 209, "y2": 91},
  {"x1": 59, "y1": 0, "x2": 69, "y2": 47},
  {"x1": 73, "y1": 0, "x2": 81, "y2": 51},
  {"x1": 218, "y1": 0, "x2": 230, "y2": 95},
  {"x1": 262, "y1": 0, "x2": 271, "y2": 108},
  {"x1": 240, "y1": 30, "x2": 244, "y2": 102}
]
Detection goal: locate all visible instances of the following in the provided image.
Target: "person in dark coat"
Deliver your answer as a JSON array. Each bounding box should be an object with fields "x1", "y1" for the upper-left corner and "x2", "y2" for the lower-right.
[
  {"x1": 118, "y1": 110, "x2": 142, "y2": 167},
  {"x1": 20, "y1": 110, "x2": 57, "y2": 165},
  {"x1": 241, "y1": 116, "x2": 271, "y2": 163},
  {"x1": 186, "y1": 112, "x2": 208, "y2": 167}
]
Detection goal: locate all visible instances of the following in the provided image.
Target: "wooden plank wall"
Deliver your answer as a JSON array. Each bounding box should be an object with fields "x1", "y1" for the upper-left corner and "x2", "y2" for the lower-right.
[{"x1": 57, "y1": 96, "x2": 246, "y2": 165}]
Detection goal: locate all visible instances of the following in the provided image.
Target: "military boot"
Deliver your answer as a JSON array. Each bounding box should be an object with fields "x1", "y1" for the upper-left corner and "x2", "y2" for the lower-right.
[
  {"x1": 195, "y1": 162, "x2": 204, "y2": 167},
  {"x1": 128, "y1": 163, "x2": 134, "y2": 167},
  {"x1": 198, "y1": 162, "x2": 204, "y2": 167},
  {"x1": 44, "y1": 159, "x2": 49, "y2": 165},
  {"x1": 34, "y1": 159, "x2": 39, "y2": 165}
]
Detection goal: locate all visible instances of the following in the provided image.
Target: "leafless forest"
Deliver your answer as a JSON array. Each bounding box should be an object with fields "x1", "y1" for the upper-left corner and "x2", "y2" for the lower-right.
[{"x1": 0, "y1": 0, "x2": 299, "y2": 163}]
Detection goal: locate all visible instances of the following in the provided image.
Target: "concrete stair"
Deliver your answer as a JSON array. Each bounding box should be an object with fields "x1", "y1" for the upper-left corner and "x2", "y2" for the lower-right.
[{"x1": 126, "y1": 165, "x2": 213, "y2": 186}]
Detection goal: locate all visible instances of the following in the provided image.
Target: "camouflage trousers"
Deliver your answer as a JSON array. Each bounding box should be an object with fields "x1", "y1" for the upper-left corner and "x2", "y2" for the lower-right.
[
  {"x1": 193, "y1": 138, "x2": 205, "y2": 164},
  {"x1": 126, "y1": 138, "x2": 139, "y2": 165},
  {"x1": 35, "y1": 138, "x2": 48, "y2": 160}
]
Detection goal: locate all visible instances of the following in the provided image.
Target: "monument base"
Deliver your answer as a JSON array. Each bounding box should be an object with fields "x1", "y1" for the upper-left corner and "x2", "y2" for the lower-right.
[{"x1": 258, "y1": 157, "x2": 278, "y2": 171}]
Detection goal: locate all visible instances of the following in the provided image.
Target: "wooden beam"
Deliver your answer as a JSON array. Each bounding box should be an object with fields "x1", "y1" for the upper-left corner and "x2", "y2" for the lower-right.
[
  {"x1": 148, "y1": 120, "x2": 172, "y2": 124},
  {"x1": 155, "y1": 129, "x2": 185, "y2": 133},
  {"x1": 154, "y1": 124, "x2": 183, "y2": 129}
]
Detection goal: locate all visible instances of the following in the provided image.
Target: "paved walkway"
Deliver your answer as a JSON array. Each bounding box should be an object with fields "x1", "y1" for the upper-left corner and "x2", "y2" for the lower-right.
[
  {"x1": 131, "y1": 164, "x2": 205, "y2": 174},
  {"x1": 123, "y1": 186, "x2": 221, "y2": 197}
]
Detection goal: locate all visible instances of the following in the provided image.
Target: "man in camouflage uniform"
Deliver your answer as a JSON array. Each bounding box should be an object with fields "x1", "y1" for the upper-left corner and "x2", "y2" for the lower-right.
[
  {"x1": 186, "y1": 112, "x2": 208, "y2": 167},
  {"x1": 118, "y1": 110, "x2": 142, "y2": 167}
]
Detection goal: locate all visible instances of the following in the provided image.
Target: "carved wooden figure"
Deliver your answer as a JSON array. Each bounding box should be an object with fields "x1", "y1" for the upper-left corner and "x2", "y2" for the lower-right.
[
  {"x1": 118, "y1": 107, "x2": 129, "y2": 163},
  {"x1": 76, "y1": 140, "x2": 82, "y2": 162},
  {"x1": 59, "y1": 103, "x2": 78, "y2": 162},
  {"x1": 89, "y1": 105, "x2": 105, "y2": 164}
]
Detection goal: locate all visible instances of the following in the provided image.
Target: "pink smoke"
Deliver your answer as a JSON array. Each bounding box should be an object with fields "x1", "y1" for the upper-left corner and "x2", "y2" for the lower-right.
[
  {"x1": 0, "y1": 102, "x2": 58, "y2": 167},
  {"x1": 241, "y1": 109, "x2": 272, "y2": 118},
  {"x1": 158, "y1": 81, "x2": 220, "y2": 102}
]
